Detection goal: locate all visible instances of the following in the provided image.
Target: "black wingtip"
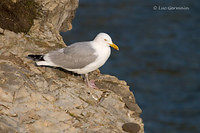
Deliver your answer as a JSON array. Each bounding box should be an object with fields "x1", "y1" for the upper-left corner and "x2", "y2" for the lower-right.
[{"x1": 27, "y1": 54, "x2": 44, "y2": 61}]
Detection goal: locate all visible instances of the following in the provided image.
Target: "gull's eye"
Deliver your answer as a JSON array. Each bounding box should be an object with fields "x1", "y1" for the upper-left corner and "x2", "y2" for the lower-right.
[{"x1": 104, "y1": 39, "x2": 107, "y2": 41}]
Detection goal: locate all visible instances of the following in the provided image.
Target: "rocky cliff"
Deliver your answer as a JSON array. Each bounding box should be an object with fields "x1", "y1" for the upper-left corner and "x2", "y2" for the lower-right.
[{"x1": 0, "y1": 0, "x2": 144, "y2": 132}]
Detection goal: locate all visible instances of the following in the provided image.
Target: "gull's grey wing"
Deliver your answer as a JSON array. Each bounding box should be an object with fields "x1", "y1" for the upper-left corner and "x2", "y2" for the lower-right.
[{"x1": 45, "y1": 42, "x2": 97, "y2": 69}]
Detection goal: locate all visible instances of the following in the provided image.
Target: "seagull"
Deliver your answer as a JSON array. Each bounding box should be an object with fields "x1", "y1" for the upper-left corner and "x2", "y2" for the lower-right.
[{"x1": 28, "y1": 33, "x2": 119, "y2": 88}]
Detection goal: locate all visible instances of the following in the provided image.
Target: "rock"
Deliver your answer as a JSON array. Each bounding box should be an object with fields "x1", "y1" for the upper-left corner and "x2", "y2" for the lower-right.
[
  {"x1": 0, "y1": 0, "x2": 38, "y2": 33},
  {"x1": 0, "y1": 0, "x2": 144, "y2": 133},
  {"x1": 122, "y1": 122, "x2": 141, "y2": 133}
]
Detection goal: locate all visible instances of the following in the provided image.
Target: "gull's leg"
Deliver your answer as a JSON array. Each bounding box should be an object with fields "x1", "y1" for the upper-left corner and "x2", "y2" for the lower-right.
[{"x1": 84, "y1": 73, "x2": 98, "y2": 88}]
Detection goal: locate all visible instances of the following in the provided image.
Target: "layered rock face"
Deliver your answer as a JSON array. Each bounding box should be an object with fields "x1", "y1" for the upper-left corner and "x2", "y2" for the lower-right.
[{"x1": 0, "y1": 0, "x2": 144, "y2": 132}]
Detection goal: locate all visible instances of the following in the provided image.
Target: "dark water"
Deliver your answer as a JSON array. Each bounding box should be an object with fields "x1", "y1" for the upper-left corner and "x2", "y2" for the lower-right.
[{"x1": 60, "y1": 0, "x2": 200, "y2": 133}]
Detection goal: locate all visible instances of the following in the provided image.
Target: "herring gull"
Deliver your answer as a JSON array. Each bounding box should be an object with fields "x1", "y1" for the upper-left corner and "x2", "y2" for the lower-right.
[{"x1": 28, "y1": 33, "x2": 119, "y2": 88}]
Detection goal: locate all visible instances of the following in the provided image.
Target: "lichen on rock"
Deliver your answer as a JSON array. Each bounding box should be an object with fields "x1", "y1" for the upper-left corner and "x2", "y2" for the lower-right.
[{"x1": 0, "y1": 0, "x2": 144, "y2": 133}]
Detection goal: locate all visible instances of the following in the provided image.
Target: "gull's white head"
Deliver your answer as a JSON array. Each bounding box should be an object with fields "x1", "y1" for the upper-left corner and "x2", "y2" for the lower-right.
[{"x1": 94, "y1": 33, "x2": 119, "y2": 50}]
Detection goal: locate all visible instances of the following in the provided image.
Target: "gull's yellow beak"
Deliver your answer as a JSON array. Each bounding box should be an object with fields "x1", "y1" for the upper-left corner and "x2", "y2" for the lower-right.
[{"x1": 109, "y1": 43, "x2": 119, "y2": 51}]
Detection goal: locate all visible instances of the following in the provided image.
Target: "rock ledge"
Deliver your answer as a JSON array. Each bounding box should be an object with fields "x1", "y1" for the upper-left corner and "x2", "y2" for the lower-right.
[{"x1": 0, "y1": 0, "x2": 144, "y2": 132}]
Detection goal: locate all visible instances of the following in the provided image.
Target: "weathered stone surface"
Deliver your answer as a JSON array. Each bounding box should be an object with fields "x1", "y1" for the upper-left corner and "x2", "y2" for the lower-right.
[
  {"x1": 0, "y1": 0, "x2": 38, "y2": 33},
  {"x1": 0, "y1": 0, "x2": 144, "y2": 133},
  {"x1": 122, "y1": 122, "x2": 141, "y2": 133}
]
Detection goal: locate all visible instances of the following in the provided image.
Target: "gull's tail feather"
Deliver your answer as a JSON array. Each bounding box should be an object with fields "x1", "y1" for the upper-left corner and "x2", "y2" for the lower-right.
[
  {"x1": 27, "y1": 54, "x2": 44, "y2": 61},
  {"x1": 28, "y1": 54, "x2": 57, "y2": 67},
  {"x1": 36, "y1": 61, "x2": 52, "y2": 66}
]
